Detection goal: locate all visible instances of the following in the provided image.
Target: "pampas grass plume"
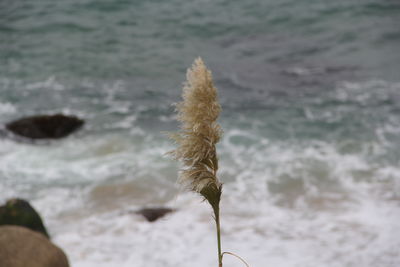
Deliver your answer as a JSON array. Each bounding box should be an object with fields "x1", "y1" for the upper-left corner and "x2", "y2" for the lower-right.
[
  {"x1": 169, "y1": 57, "x2": 223, "y2": 205},
  {"x1": 168, "y1": 58, "x2": 249, "y2": 267}
]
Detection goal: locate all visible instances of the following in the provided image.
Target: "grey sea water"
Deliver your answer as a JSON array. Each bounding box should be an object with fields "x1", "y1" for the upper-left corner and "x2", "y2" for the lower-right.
[{"x1": 1, "y1": 0, "x2": 400, "y2": 266}]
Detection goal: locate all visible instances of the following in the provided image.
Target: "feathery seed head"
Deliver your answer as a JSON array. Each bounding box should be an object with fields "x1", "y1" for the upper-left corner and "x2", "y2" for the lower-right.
[{"x1": 169, "y1": 58, "x2": 222, "y2": 202}]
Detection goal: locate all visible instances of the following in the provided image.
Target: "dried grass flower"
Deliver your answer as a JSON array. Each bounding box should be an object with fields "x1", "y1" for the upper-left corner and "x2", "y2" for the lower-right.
[
  {"x1": 169, "y1": 57, "x2": 223, "y2": 205},
  {"x1": 168, "y1": 57, "x2": 246, "y2": 267}
]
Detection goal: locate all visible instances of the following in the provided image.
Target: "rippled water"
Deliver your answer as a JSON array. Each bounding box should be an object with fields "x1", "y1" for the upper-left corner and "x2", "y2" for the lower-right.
[{"x1": 1, "y1": 0, "x2": 400, "y2": 266}]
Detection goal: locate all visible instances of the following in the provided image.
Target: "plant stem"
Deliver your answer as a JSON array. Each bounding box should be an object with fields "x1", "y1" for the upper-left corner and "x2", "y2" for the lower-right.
[{"x1": 214, "y1": 205, "x2": 223, "y2": 267}]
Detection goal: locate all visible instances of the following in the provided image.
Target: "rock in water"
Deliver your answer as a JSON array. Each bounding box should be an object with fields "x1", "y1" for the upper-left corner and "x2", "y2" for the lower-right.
[
  {"x1": 5, "y1": 114, "x2": 84, "y2": 139},
  {"x1": 0, "y1": 226, "x2": 69, "y2": 267},
  {"x1": 0, "y1": 198, "x2": 50, "y2": 238},
  {"x1": 136, "y1": 207, "x2": 174, "y2": 222}
]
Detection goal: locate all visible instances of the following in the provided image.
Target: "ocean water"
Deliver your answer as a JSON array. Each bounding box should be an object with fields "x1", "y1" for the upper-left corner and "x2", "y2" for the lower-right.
[{"x1": 1, "y1": 0, "x2": 400, "y2": 266}]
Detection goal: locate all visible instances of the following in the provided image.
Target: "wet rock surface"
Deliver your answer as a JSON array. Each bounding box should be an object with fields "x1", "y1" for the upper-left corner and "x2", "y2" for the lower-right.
[
  {"x1": 0, "y1": 198, "x2": 50, "y2": 238},
  {"x1": 136, "y1": 207, "x2": 175, "y2": 222},
  {"x1": 0, "y1": 225, "x2": 69, "y2": 267},
  {"x1": 5, "y1": 114, "x2": 84, "y2": 139}
]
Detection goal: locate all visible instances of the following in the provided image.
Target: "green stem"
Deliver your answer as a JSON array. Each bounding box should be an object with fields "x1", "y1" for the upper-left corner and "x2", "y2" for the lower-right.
[{"x1": 214, "y1": 206, "x2": 223, "y2": 267}]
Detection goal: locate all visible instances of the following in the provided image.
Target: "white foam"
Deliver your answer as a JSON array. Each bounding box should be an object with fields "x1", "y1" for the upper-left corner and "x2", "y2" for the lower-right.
[
  {"x1": 2, "y1": 130, "x2": 399, "y2": 267},
  {"x1": 1, "y1": 76, "x2": 399, "y2": 267},
  {"x1": 24, "y1": 76, "x2": 65, "y2": 91},
  {"x1": 47, "y1": 184, "x2": 400, "y2": 267},
  {"x1": 22, "y1": 135, "x2": 395, "y2": 267},
  {"x1": 0, "y1": 102, "x2": 17, "y2": 114}
]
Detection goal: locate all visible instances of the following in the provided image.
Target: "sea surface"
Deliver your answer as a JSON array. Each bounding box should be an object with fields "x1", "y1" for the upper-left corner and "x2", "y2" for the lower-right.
[{"x1": 1, "y1": 0, "x2": 400, "y2": 266}]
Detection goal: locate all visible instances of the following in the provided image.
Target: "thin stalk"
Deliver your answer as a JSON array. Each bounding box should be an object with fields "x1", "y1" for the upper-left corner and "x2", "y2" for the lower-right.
[
  {"x1": 222, "y1": 252, "x2": 250, "y2": 267},
  {"x1": 214, "y1": 206, "x2": 223, "y2": 267}
]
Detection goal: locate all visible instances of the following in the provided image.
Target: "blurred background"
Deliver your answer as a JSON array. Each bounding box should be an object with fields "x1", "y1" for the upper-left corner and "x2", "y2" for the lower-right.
[{"x1": 1, "y1": 0, "x2": 399, "y2": 266}]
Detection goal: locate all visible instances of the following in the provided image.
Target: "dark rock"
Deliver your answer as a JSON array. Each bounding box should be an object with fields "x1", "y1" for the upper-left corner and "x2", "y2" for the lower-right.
[
  {"x1": 136, "y1": 207, "x2": 174, "y2": 222},
  {"x1": 0, "y1": 225, "x2": 69, "y2": 267},
  {"x1": 6, "y1": 114, "x2": 84, "y2": 139},
  {"x1": 0, "y1": 198, "x2": 50, "y2": 238}
]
